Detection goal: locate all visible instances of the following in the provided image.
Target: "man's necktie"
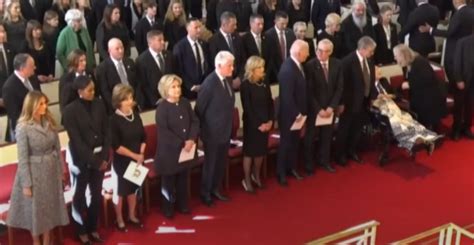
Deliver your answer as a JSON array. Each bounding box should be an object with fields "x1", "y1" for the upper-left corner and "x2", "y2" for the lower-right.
[
  {"x1": 362, "y1": 59, "x2": 370, "y2": 97},
  {"x1": 157, "y1": 53, "x2": 165, "y2": 72},
  {"x1": 117, "y1": 61, "x2": 129, "y2": 85},
  {"x1": 0, "y1": 49, "x2": 6, "y2": 73},
  {"x1": 322, "y1": 62, "x2": 329, "y2": 82},
  {"x1": 226, "y1": 34, "x2": 234, "y2": 53},
  {"x1": 194, "y1": 42, "x2": 203, "y2": 77},
  {"x1": 25, "y1": 79, "x2": 34, "y2": 91},
  {"x1": 279, "y1": 30, "x2": 286, "y2": 61},
  {"x1": 256, "y1": 35, "x2": 262, "y2": 55},
  {"x1": 222, "y1": 78, "x2": 232, "y2": 97}
]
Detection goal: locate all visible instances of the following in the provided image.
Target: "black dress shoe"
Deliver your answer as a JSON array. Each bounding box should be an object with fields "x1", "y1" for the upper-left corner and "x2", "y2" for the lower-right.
[
  {"x1": 462, "y1": 130, "x2": 474, "y2": 139},
  {"x1": 336, "y1": 156, "x2": 347, "y2": 166},
  {"x1": 89, "y1": 233, "x2": 104, "y2": 243},
  {"x1": 321, "y1": 164, "x2": 336, "y2": 173},
  {"x1": 378, "y1": 153, "x2": 389, "y2": 166},
  {"x1": 212, "y1": 191, "x2": 230, "y2": 201},
  {"x1": 178, "y1": 207, "x2": 191, "y2": 214},
  {"x1": 277, "y1": 175, "x2": 288, "y2": 186},
  {"x1": 348, "y1": 153, "x2": 363, "y2": 163},
  {"x1": 128, "y1": 219, "x2": 144, "y2": 228},
  {"x1": 200, "y1": 195, "x2": 214, "y2": 207},
  {"x1": 289, "y1": 170, "x2": 303, "y2": 180}
]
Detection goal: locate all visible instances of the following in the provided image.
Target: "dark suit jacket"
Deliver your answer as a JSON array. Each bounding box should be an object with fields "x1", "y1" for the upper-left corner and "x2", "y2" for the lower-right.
[
  {"x1": 173, "y1": 37, "x2": 210, "y2": 99},
  {"x1": 58, "y1": 71, "x2": 95, "y2": 113},
  {"x1": 277, "y1": 58, "x2": 307, "y2": 129},
  {"x1": 208, "y1": 31, "x2": 245, "y2": 78},
  {"x1": 2, "y1": 74, "x2": 41, "y2": 130},
  {"x1": 265, "y1": 27, "x2": 296, "y2": 83},
  {"x1": 216, "y1": 0, "x2": 252, "y2": 32},
  {"x1": 373, "y1": 23, "x2": 398, "y2": 65},
  {"x1": 241, "y1": 32, "x2": 269, "y2": 63},
  {"x1": 134, "y1": 17, "x2": 164, "y2": 55},
  {"x1": 305, "y1": 57, "x2": 343, "y2": 115},
  {"x1": 95, "y1": 57, "x2": 137, "y2": 112},
  {"x1": 317, "y1": 30, "x2": 344, "y2": 59},
  {"x1": 19, "y1": 0, "x2": 50, "y2": 21},
  {"x1": 341, "y1": 51, "x2": 376, "y2": 113},
  {"x1": 432, "y1": 5, "x2": 474, "y2": 67},
  {"x1": 62, "y1": 98, "x2": 111, "y2": 170},
  {"x1": 0, "y1": 44, "x2": 15, "y2": 91},
  {"x1": 340, "y1": 14, "x2": 375, "y2": 56},
  {"x1": 397, "y1": 0, "x2": 417, "y2": 27},
  {"x1": 195, "y1": 71, "x2": 235, "y2": 143},
  {"x1": 311, "y1": 0, "x2": 341, "y2": 31},
  {"x1": 136, "y1": 49, "x2": 174, "y2": 109},
  {"x1": 454, "y1": 34, "x2": 474, "y2": 87},
  {"x1": 399, "y1": 3, "x2": 440, "y2": 57}
]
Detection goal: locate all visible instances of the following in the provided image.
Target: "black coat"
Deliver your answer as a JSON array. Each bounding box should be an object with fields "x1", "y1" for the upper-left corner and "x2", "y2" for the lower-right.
[
  {"x1": 62, "y1": 98, "x2": 111, "y2": 170},
  {"x1": 195, "y1": 71, "x2": 235, "y2": 143},
  {"x1": 0, "y1": 44, "x2": 15, "y2": 90},
  {"x1": 58, "y1": 71, "x2": 95, "y2": 113},
  {"x1": 397, "y1": 0, "x2": 417, "y2": 27},
  {"x1": 216, "y1": 0, "x2": 252, "y2": 32},
  {"x1": 340, "y1": 14, "x2": 375, "y2": 56},
  {"x1": 373, "y1": 23, "x2": 398, "y2": 65},
  {"x1": 311, "y1": 0, "x2": 341, "y2": 31},
  {"x1": 407, "y1": 56, "x2": 446, "y2": 125},
  {"x1": 172, "y1": 37, "x2": 210, "y2": 99},
  {"x1": 2, "y1": 74, "x2": 41, "y2": 130},
  {"x1": 287, "y1": 3, "x2": 308, "y2": 28},
  {"x1": 96, "y1": 22, "x2": 131, "y2": 60},
  {"x1": 241, "y1": 32, "x2": 269, "y2": 64},
  {"x1": 208, "y1": 31, "x2": 245, "y2": 78},
  {"x1": 257, "y1": 3, "x2": 276, "y2": 31},
  {"x1": 454, "y1": 34, "x2": 474, "y2": 88},
  {"x1": 317, "y1": 30, "x2": 344, "y2": 59},
  {"x1": 135, "y1": 50, "x2": 174, "y2": 109},
  {"x1": 155, "y1": 98, "x2": 199, "y2": 175},
  {"x1": 163, "y1": 19, "x2": 186, "y2": 51},
  {"x1": 265, "y1": 27, "x2": 296, "y2": 83},
  {"x1": 134, "y1": 17, "x2": 164, "y2": 55},
  {"x1": 95, "y1": 57, "x2": 137, "y2": 112},
  {"x1": 19, "y1": 0, "x2": 50, "y2": 21},
  {"x1": 399, "y1": 3, "x2": 440, "y2": 57},
  {"x1": 341, "y1": 51, "x2": 376, "y2": 113}
]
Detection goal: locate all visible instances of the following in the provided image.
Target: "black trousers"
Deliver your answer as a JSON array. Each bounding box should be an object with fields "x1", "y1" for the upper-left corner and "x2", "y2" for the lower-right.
[
  {"x1": 276, "y1": 125, "x2": 300, "y2": 177},
  {"x1": 161, "y1": 169, "x2": 189, "y2": 211},
  {"x1": 335, "y1": 109, "x2": 368, "y2": 157},
  {"x1": 304, "y1": 114, "x2": 334, "y2": 170},
  {"x1": 70, "y1": 167, "x2": 104, "y2": 235},
  {"x1": 201, "y1": 140, "x2": 229, "y2": 197},
  {"x1": 452, "y1": 86, "x2": 473, "y2": 132}
]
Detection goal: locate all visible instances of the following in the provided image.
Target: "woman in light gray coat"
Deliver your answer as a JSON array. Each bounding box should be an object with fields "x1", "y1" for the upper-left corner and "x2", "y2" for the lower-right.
[{"x1": 7, "y1": 91, "x2": 69, "y2": 245}]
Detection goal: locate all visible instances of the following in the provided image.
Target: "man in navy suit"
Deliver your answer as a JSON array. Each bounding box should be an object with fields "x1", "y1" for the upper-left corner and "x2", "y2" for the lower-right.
[
  {"x1": 2, "y1": 54, "x2": 41, "y2": 141},
  {"x1": 276, "y1": 40, "x2": 309, "y2": 186},
  {"x1": 135, "y1": 2, "x2": 163, "y2": 55},
  {"x1": 195, "y1": 51, "x2": 235, "y2": 206},
  {"x1": 173, "y1": 18, "x2": 210, "y2": 100},
  {"x1": 242, "y1": 14, "x2": 269, "y2": 64}
]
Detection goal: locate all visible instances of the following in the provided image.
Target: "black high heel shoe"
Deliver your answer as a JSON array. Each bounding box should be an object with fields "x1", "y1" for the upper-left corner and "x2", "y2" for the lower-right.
[{"x1": 128, "y1": 218, "x2": 144, "y2": 228}]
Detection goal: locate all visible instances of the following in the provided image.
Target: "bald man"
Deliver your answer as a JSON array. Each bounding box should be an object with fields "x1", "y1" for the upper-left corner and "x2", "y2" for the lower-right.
[
  {"x1": 276, "y1": 40, "x2": 309, "y2": 186},
  {"x1": 96, "y1": 38, "x2": 138, "y2": 113}
]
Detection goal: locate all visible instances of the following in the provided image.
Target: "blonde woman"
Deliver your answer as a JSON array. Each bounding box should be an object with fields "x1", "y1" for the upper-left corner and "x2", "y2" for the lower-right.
[
  {"x1": 163, "y1": 0, "x2": 187, "y2": 50},
  {"x1": 7, "y1": 91, "x2": 69, "y2": 245},
  {"x1": 3, "y1": 1, "x2": 26, "y2": 53},
  {"x1": 240, "y1": 56, "x2": 273, "y2": 193}
]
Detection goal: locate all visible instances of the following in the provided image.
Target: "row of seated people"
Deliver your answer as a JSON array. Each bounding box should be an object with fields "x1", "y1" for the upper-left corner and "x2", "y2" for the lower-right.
[{"x1": 2, "y1": 30, "x2": 466, "y2": 243}]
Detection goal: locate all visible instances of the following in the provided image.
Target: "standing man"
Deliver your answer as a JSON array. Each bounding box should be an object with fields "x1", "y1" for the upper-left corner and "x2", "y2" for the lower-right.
[
  {"x1": 2, "y1": 53, "x2": 40, "y2": 141},
  {"x1": 196, "y1": 51, "x2": 235, "y2": 206},
  {"x1": 276, "y1": 40, "x2": 309, "y2": 186},
  {"x1": 242, "y1": 14, "x2": 268, "y2": 62},
  {"x1": 173, "y1": 18, "x2": 210, "y2": 100},
  {"x1": 134, "y1": 2, "x2": 163, "y2": 55},
  {"x1": 340, "y1": 0, "x2": 375, "y2": 56},
  {"x1": 304, "y1": 39, "x2": 343, "y2": 175},
  {"x1": 335, "y1": 36, "x2": 376, "y2": 165}
]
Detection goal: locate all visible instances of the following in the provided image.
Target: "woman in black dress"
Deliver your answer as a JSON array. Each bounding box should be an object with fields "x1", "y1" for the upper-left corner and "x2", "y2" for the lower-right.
[
  {"x1": 257, "y1": 0, "x2": 277, "y2": 31},
  {"x1": 240, "y1": 56, "x2": 273, "y2": 193},
  {"x1": 155, "y1": 74, "x2": 199, "y2": 218},
  {"x1": 110, "y1": 84, "x2": 146, "y2": 231},
  {"x1": 373, "y1": 5, "x2": 398, "y2": 65},
  {"x1": 163, "y1": 0, "x2": 187, "y2": 51},
  {"x1": 287, "y1": 0, "x2": 307, "y2": 28},
  {"x1": 96, "y1": 4, "x2": 131, "y2": 61},
  {"x1": 4, "y1": 2, "x2": 26, "y2": 54},
  {"x1": 24, "y1": 20, "x2": 54, "y2": 83}
]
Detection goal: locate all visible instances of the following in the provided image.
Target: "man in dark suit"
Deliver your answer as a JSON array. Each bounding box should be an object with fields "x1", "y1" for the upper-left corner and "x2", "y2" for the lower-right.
[
  {"x1": 0, "y1": 38, "x2": 15, "y2": 116},
  {"x1": 135, "y1": 2, "x2": 163, "y2": 55},
  {"x1": 398, "y1": 0, "x2": 440, "y2": 57},
  {"x1": 453, "y1": 33, "x2": 474, "y2": 140},
  {"x1": 340, "y1": 0, "x2": 375, "y2": 56},
  {"x1": 209, "y1": 11, "x2": 245, "y2": 87},
  {"x1": 216, "y1": 0, "x2": 253, "y2": 33},
  {"x1": 423, "y1": 0, "x2": 474, "y2": 138},
  {"x1": 242, "y1": 14, "x2": 268, "y2": 65},
  {"x1": 265, "y1": 11, "x2": 296, "y2": 84},
  {"x1": 96, "y1": 38, "x2": 137, "y2": 113},
  {"x1": 173, "y1": 18, "x2": 210, "y2": 100},
  {"x1": 136, "y1": 30, "x2": 173, "y2": 109},
  {"x1": 397, "y1": 0, "x2": 417, "y2": 27},
  {"x1": 304, "y1": 39, "x2": 343, "y2": 175},
  {"x1": 276, "y1": 40, "x2": 309, "y2": 186},
  {"x1": 311, "y1": 0, "x2": 341, "y2": 32},
  {"x1": 195, "y1": 51, "x2": 235, "y2": 206},
  {"x1": 335, "y1": 36, "x2": 376, "y2": 165},
  {"x1": 2, "y1": 53, "x2": 40, "y2": 141}
]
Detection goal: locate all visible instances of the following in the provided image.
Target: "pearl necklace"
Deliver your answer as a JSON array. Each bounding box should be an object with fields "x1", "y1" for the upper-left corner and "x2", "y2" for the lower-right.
[{"x1": 115, "y1": 109, "x2": 134, "y2": 122}]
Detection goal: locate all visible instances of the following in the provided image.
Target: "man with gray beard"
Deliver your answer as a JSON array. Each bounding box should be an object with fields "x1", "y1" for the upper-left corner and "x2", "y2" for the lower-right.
[{"x1": 340, "y1": 0, "x2": 375, "y2": 56}]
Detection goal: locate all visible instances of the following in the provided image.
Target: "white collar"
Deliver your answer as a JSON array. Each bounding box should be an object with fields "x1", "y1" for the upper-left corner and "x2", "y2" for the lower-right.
[
  {"x1": 14, "y1": 71, "x2": 27, "y2": 83},
  {"x1": 110, "y1": 57, "x2": 123, "y2": 67},
  {"x1": 216, "y1": 71, "x2": 226, "y2": 82},
  {"x1": 251, "y1": 31, "x2": 261, "y2": 39},
  {"x1": 356, "y1": 50, "x2": 364, "y2": 63},
  {"x1": 457, "y1": 4, "x2": 466, "y2": 10},
  {"x1": 290, "y1": 56, "x2": 301, "y2": 68},
  {"x1": 220, "y1": 28, "x2": 231, "y2": 38},
  {"x1": 149, "y1": 48, "x2": 162, "y2": 58},
  {"x1": 187, "y1": 35, "x2": 198, "y2": 45}
]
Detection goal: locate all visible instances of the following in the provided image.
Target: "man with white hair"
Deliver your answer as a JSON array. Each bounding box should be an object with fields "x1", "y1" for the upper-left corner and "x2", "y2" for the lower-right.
[
  {"x1": 340, "y1": 0, "x2": 375, "y2": 56},
  {"x1": 96, "y1": 38, "x2": 137, "y2": 113},
  {"x1": 196, "y1": 51, "x2": 235, "y2": 206},
  {"x1": 276, "y1": 40, "x2": 309, "y2": 186}
]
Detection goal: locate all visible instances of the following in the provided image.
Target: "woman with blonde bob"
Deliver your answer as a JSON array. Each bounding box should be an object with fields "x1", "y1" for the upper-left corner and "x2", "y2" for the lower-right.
[
  {"x1": 7, "y1": 91, "x2": 69, "y2": 245},
  {"x1": 155, "y1": 74, "x2": 199, "y2": 218},
  {"x1": 240, "y1": 56, "x2": 273, "y2": 193}
]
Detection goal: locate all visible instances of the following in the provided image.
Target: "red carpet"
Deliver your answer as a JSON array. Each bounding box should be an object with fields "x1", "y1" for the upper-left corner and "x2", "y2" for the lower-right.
[{"x1": 3, "y1": 127, "x2": 474, "y2": 244}]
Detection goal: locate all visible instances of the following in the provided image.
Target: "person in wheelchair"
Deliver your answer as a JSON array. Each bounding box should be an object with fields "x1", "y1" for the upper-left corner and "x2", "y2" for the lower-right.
[{"x1": 370, "y1": 67, "x2": 443, "y2": 165}]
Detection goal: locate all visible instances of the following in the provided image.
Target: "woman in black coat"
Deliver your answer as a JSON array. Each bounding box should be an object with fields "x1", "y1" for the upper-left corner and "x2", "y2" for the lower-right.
[
  {"x1": 240, "y1": 56, "x2": 273, "y2": 193},
  {"x1": 373, "y1": 5, "x2": 398, "y2": 65},
  {"x1": 155, "y1": 74, "x2": 199, "y2": 218},
  {"x1": 393, "y1": 44, "x2": 447, "y2": 130},
  {"x1": 163, "y1": 0, "x2": 187, "y2": 51},
  {"x1": 96, "y1": 4, "x2": 131, "y2": 61}
]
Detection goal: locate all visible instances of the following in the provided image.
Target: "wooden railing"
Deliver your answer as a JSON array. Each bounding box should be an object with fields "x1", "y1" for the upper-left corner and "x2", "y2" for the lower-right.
[
  {"x1": 393, "y1": 223, "x2": 474, "y2": 245},
  {"x1": 306, "y1": 220, "x2": 380, "y2": 245}
]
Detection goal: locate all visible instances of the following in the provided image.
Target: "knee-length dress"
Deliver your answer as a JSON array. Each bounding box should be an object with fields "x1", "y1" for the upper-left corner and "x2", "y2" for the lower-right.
[
  {"x1": 110, "y1": 110, "x2": 146, "y2": 196},
  {"x1": 7, "y1": 121, "x2": 69, "y2": 236},
  {"x1": 240, "y1": 79, "x2": 274, "y2": 157}
]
